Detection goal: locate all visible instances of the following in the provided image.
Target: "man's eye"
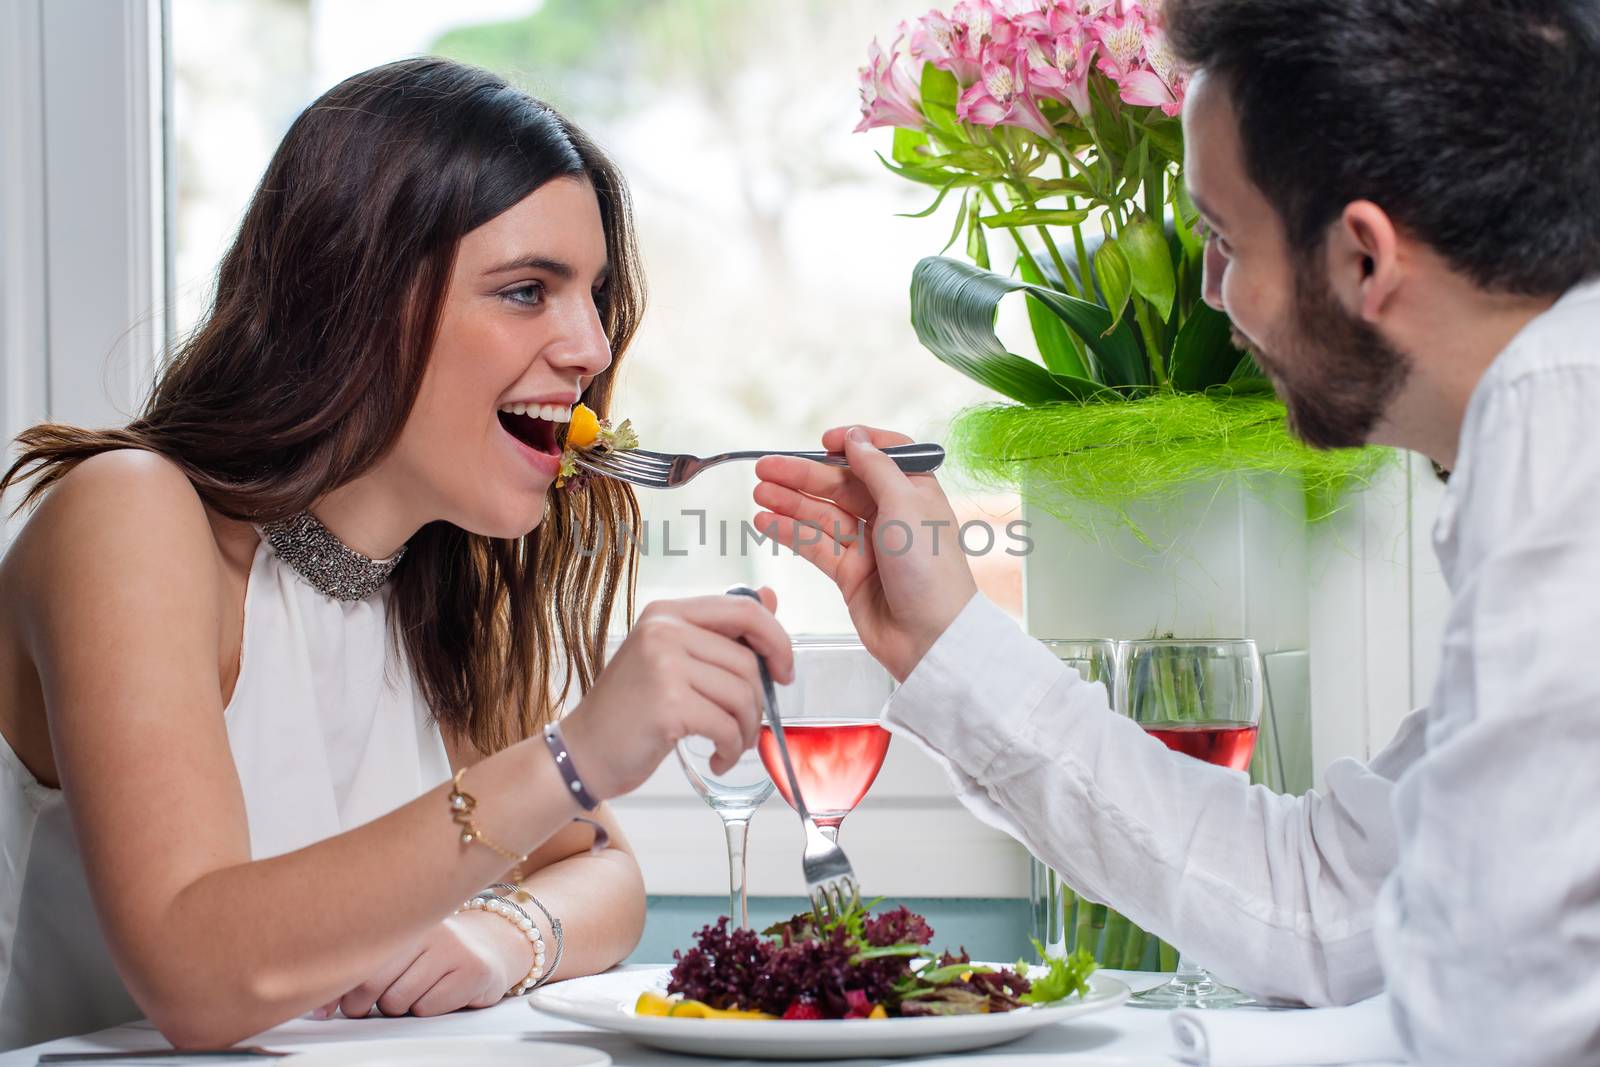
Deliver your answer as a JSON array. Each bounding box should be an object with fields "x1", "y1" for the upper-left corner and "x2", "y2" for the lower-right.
[{"x1": 502, "y1": 282, "x2": 545, "y2": 307}]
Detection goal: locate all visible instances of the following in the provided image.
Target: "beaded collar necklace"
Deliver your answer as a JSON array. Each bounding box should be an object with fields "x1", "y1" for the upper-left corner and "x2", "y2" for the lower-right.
[{"x1": 258, "y1": 511, "x2": 406, "y2": 602}]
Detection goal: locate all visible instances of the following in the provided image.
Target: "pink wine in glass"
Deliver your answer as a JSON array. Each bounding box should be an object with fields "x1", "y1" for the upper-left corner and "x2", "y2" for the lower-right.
[
  {"x1": 1142, "y1": 721, "x2": 1258, "y2": 772},
  {"x1": 758, "y1": 719, "x2": 891, "y2": 829}
]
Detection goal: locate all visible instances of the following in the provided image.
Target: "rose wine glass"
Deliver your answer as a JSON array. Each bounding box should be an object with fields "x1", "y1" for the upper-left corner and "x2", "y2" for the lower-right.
[
  {"x1": 756, "y1": 638, "x2": 895, "y2": 843},
  {"x1": 1117, "y1": 638, "x2": 1263, "y2": 1010}
]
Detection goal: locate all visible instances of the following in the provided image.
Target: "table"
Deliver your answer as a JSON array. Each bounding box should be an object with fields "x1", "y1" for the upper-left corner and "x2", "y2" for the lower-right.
[{"x1": 1, "y1": 970, "x2": 1401, "y2": 1066}]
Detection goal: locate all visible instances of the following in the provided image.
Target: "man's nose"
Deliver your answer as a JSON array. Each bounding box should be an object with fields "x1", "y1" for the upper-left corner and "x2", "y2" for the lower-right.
[{"x1": 1202, "y1": 242, "x2": 1227, "y2": 313}]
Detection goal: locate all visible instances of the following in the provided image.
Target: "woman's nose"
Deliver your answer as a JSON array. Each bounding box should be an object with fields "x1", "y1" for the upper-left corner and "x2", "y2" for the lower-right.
[{"x1": 549, "y1": 295, "x2": 613, "y2": 379}]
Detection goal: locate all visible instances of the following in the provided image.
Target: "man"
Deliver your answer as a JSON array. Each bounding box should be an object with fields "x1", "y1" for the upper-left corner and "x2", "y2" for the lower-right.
[{"x1": 751, "y1": 1, "x2": 1600, "y2": 1062}]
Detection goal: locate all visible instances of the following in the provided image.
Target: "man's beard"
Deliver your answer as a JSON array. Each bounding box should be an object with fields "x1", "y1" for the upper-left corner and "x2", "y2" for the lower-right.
[{"x1": 1229, "y1": 256, "x2": 1410, "y2": 450}]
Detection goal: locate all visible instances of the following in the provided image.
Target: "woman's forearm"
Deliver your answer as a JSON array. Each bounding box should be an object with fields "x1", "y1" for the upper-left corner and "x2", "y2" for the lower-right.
[
  {"x1": 122, "y1": 736, "x2": 579, "y2": 1047},
  {"x1": 508, "y1": 844, "x2": 647, "y2": 982}
]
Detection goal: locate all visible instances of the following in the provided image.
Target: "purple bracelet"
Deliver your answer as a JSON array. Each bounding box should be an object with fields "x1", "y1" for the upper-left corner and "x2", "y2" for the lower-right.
[{"x1": 543, "y1": 721, "x2": 600, "y2": 812}]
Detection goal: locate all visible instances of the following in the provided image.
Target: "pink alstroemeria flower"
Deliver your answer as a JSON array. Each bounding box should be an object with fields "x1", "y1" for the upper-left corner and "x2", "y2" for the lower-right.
[
  {"x1": 1117, "y1": 24, "x2": 1185, "y2": 116},
  {"x1": 1091, "y1": 3, "x2": 1147, "y2": 82},
  {"x1": 855, "y1": 31, "x2": 927, "y2": 132},
  {"x1": 1020, "y1": 8, "x2": 1098, "y2": 118},
  {"x1": 957, "y1": 44, "x2": 1055, "y2": 139},
  {"x1": 909, "y1": 8, "x2": 983, "y2": 84}
]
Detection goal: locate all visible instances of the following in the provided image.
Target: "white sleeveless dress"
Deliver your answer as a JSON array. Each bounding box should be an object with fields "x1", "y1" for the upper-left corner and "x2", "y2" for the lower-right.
[{"x1": 0, "y1": 537, "x2": 452, "y2": 1050}]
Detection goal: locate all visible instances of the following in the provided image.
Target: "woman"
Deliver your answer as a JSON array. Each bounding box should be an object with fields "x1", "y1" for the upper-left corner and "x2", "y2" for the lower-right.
[{"x1": 0, "y1": 57, "x2": 790, "y2": 1050}]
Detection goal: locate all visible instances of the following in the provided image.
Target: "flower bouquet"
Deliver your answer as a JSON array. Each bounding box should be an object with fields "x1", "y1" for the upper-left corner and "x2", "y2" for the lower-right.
[{"x1": 855, "y1": 0, "x2": 1380, "y2": 529}]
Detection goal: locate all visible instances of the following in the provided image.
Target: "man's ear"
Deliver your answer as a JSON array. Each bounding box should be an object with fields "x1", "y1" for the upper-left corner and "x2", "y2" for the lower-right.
[{"x1": 1328, "y1": 200, "x2": 1401, "y2": 323}]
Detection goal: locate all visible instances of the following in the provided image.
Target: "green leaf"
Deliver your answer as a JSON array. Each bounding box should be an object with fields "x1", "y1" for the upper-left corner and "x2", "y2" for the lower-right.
[
  {"x1": 934, "y1": 147, "x2": 1005, "y2": 176},
  {"x1": 979, "y1": 207, "x2": 1091, "y2": 229},
  {"x1": 849, "y1": 944, "x2": 926, "y2": 963},
  {"x1": 912, "y1": 961, "x2": 995, "y2": 985},
  {"x1": 874, "y1": 151, "x2": 958, "y2": 188},
  {"x1": 1229, "y1": 352, "x2": 1265, "y2": 381},
  {"x1": 1137, "y1": 116, "x2": 1184, "y2": 162},
  {"x1": 966, "y1": 207, "x2": 990, "y2": 269},
  {"x1": 1217, "y1": 352, "x2": 1275, "y2": 394},
  {"x1": 1031, "y1": 176, "x2": 1098, "y2": 197},
  {"x1": 1120, "y1": 212, "x2": 1177, "y2": 320},
  {"x1": 1093, "y1": 236, "x2": 1132, "y2": 332},
  {"x1": 892, "y1": 126, "x2": 930, "y2": 165},
  {"x1": 940, "y1": 192, "x2": 969, "y2": 254},
  {"x1": 1171, "y1": 177, "x2": 1204, "y2": 261},
  {"x1": 1168, "y1": 302, "x2": 1242, "y2": 391},
  {"x1": 1018, "y1": 943, "x2": 1096, "y2": 1005},
  {"x1": 1017, "y1": 254, "x2": 1090, "y2": 380},
  {"x1": 909, "y1": 256, "x2": 1118, "y2": 402},
  {"x1": 898, "y1": 179, "x2": 962, "y2": 219},
  {"x1": 920, "y1": 64, "x2": 961, "y2": 138}
]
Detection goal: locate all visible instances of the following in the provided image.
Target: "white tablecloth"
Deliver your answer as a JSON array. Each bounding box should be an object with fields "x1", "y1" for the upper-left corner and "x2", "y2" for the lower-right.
[{"x1": 0, "y1": 970, "x2": 1406, "y2": 1066}]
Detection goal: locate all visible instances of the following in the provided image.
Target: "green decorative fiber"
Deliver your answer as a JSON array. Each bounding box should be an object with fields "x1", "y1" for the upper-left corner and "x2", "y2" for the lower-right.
[{"x1": 948, "y1": 393, "x2": 1391, "y2": 534}]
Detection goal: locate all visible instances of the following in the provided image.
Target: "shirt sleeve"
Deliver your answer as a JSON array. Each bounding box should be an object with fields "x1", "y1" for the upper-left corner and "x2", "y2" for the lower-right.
[
  {"x1": 888, "y1": 593, "x2": 1414, "y2": 1006},
  {"x1": 1376, "y1": 362, "x2": 1600, "y2": 1066}
]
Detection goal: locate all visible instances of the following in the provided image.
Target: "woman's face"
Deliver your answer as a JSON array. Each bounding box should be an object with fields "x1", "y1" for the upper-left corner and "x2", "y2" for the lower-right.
[{"x1": 393, "y1": 177, "x2": 614, "y2": 539}]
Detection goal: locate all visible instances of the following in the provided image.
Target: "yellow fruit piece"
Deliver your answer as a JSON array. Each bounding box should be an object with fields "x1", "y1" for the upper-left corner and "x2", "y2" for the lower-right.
[
  {"x1": 667, "y1": 1000, "x2": 775, "y2": 1021},
  {"x1": 868, "y1": 1004, "x2": 888, "y2": 1020},
  {"x1": 635, "y1": 992, "x2": 672, "y2": 1016},
  {"x1": 567, "y1": 403, "x2": 601, "y2": 449}
]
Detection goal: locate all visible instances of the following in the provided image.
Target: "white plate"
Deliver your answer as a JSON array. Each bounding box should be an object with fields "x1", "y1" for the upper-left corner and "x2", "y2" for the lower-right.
[
  {"x1": 285, "y1": 1038, "x2": 610, "y2": 1066},
  {"x1": 526, "y1": 966, "x2": 1130, "y2": 1060}
]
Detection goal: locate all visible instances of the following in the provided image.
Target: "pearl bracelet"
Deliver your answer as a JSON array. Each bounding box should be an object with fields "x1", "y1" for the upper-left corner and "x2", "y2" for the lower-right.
[{"x1": 457, "y1": 894, "x2": 547, "y2": 996}]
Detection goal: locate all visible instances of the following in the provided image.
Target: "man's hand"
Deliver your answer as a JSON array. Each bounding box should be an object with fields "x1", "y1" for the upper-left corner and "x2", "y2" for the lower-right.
[{"x1": 753, "y1": 425, "x2": 978, "y2": 681}]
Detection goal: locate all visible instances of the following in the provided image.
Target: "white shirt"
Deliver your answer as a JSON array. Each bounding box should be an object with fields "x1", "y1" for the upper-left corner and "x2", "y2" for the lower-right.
[
  {"x1": 887, "y1": 277, "x2": 1600, "y2": 1065},
  {"x1": 0, "y1": 539, "x2": 452, "y2": 1050}
]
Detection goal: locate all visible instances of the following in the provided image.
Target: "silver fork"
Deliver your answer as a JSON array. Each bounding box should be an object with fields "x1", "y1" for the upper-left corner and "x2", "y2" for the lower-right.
[
  {"x1": 724, "y1": 584, "x2": 860, "y2": 923},
  {"x1": 573, "y1": 442, "x2": 944, "y2": 489}
]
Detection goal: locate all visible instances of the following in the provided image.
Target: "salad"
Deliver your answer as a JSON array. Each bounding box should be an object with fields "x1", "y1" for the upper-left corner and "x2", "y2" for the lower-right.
[
  {"x1": 557, "y1": 402, "x2": 638, "y2": 489},
  {"x1": 640, "y1": 900, "x2": 1095, "y2": 1021}
]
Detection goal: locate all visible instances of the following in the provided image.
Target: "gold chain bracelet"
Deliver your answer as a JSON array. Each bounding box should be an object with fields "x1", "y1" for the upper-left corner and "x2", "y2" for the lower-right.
[{"x1": 448, "y1": 767, "x2": 526, "y2": 867}]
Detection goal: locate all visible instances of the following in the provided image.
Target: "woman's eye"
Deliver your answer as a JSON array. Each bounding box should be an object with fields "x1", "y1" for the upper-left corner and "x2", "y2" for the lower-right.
[{"x1": 502, "y1": 282, "x2": 545, "y2": 307}]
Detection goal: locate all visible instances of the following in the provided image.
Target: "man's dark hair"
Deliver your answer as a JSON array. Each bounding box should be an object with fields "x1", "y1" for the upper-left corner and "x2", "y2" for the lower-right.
[{"x1": 1168, "y1": 0, "x2": 1600, "y2": 296}]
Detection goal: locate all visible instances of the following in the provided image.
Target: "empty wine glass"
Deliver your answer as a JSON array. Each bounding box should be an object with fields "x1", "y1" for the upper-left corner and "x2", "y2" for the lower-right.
[
  {"x1": 1031, "y1": 639, "x2": 1119, "y2": 956},
  {"x1": 756, "y1": 637, "x2": 895, "y2": 843},
  {"x1": 1117, "y1": 638, "x2": 1263, "y2": 1009},
  {"x1": 676, "y1": 736, "x2": 774, "y2": 930},
  {"x1": 603, "y1": 633, "x2": 775, "y2": 930}
]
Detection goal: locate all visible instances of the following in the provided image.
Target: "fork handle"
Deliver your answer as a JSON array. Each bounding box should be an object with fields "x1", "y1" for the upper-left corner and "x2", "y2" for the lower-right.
[
  {"x1": 717, "y1": 442, "x2": 945, "y2": 473},
  {"x1": 724, "y1": 585, "x2": 815, "y2": 826}
]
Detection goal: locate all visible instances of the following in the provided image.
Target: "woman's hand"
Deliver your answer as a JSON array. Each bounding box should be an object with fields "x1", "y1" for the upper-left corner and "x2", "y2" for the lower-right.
[
  {"x1": 559, "y1": 591, "x2": 793, "y2": 801},
  {"x1": 752, "y1": 426, "x2": 978, "y2": 682},
  {"x1": 317, "y1": 911, "x2": 531, "y2": 1019}
]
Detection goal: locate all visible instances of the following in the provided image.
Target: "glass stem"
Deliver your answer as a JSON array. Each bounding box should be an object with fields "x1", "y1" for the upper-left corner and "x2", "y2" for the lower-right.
[
  {"x1": 722, "y1": 814, "x2": 753, "y2": 929},
  {"x1": 818, "y1": 823, "x2": 840, "y2": 844}
]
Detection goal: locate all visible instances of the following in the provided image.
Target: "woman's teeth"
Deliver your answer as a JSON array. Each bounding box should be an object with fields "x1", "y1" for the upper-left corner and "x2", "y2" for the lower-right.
[{"x1": 497, "y1": 402, "x2": 572, "y2": 422}]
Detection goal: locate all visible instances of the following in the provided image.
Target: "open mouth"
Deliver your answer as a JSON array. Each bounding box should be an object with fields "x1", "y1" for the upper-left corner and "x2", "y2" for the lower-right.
[{"x1": 497, "y1": 402, "x2": 570, "y2": 455}]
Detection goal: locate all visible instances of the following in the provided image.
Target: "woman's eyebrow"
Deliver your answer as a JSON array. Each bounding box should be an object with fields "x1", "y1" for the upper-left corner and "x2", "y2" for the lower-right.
[
  {"x1": 483, "y1": 254, "x2": 612, "y2": 286},
  {"x1": 483, "y1": 254, "x2": 575, "y2": 278}
]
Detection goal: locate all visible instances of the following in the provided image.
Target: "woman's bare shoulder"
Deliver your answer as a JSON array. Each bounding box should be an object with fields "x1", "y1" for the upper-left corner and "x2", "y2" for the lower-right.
[{"x1": 5, "y1": 449, "x2": 226, "y2": 608}]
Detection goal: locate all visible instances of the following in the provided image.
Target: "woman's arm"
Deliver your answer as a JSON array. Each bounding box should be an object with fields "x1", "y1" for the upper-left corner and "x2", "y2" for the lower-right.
[
  {"x1": 507, "y1": 808, "x2": 646, "y2": 980},
  {"x1": 324, "y1": 808, "x2": 644, "y2": 1020},
  {"x1": 14, "y1": 450, "x2": 783, "y2": 1048},
  {"x1": 444, "y1": 733, "x2": 646, "y2": 982}
]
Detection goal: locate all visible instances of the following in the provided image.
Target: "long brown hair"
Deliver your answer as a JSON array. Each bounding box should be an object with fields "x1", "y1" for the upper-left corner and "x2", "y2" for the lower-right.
[{"x1": 2, "y1": 58, "x2": 642, "y2": 754}]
